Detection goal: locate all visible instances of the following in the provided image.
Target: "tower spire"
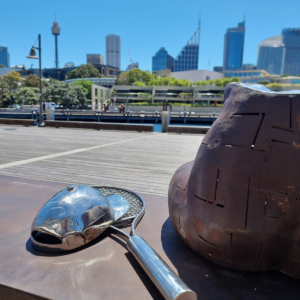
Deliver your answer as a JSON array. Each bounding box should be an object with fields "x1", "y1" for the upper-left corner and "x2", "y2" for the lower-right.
[{"x1": 51, "y1": 19, "x2": 60, "y2": 69}]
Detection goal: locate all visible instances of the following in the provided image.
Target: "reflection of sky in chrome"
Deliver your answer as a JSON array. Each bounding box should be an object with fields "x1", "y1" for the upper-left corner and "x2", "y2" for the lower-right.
[
  {"x1": 107, "y1": 194, "x2": 130, "y2": 220},
  {"x1": 48, "y1": 217, "x2": 76, "y2": 237},
  {"x1": 34, "y1": 185, "x2": 113, "y2": 232}
]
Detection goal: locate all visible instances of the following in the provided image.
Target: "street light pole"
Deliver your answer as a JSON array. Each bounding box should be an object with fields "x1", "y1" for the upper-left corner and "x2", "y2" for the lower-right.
[
  {"x1": 27, "y1": 34, "x2": 44, "y2": 127},
  {"x1": 37, "y1": 34, "x2": 44, "y2": 126}
]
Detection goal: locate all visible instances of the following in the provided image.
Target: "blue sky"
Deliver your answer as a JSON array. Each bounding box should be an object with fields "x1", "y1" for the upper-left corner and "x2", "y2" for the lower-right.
[{"x1": 1, "y1": 0, "x2": 299, "y2": 72}]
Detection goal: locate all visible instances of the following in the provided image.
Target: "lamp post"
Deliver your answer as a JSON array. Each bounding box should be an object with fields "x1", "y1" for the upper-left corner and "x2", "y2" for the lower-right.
[
  {"x1": 20, "y1": 95, "x2": 25, "y2": 107},
  {"x1": 26, "y1": 34, "x2": 44, "y2": 127},
  {"x1": 65, "y1": 93, "x2": 69, "y2": 109}
]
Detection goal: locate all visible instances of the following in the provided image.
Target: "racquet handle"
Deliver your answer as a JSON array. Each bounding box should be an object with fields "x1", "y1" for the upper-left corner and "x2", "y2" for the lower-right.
[{"x1": 127, "y1": 236, "x2": 197, "y2": 300}]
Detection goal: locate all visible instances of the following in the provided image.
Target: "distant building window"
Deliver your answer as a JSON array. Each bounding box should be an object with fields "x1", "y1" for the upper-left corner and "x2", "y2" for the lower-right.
[{"x1": 206, "y1": 76, "x2": 210, "y2": 80}]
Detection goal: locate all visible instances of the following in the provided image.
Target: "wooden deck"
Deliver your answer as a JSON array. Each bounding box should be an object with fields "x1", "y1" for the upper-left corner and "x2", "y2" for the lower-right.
[{"x1": 0, "y1": 125, "x2": 203, "y2": 195}]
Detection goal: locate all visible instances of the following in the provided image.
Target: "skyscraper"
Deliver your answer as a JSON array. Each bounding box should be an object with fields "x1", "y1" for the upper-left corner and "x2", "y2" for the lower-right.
[
  {"x1": 0, "y1": 47, "x2": 10, "y2": 67},
  {"x1": 174, "y1": 24, "x2": 200, "y2": 72},
  {"x1": 152, "y1": 48, "x2": 174, "y2": 72},
  {"x1": 223, "y1": 21, "x2": 245, "y2": 70},
  {"x1": 282, "y1": 28, "x2": 300, "y2": 76},
  {"x1": 106, "y1": 34, "x2": 121, "y2": 69},
  {"x1": 257, "y1": 35, "x2": 285, "y2": 75}
]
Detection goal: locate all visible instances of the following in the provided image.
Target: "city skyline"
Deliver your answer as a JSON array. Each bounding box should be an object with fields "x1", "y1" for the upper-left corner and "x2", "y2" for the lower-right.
[{"x1": 1, "y1": 0, "x2": 299, "y2": 73}]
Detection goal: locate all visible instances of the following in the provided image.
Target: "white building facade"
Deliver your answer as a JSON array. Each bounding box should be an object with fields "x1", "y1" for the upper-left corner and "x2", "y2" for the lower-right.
[{"x1": 106, "y1": 34, "x2": 121, "y2": 69}]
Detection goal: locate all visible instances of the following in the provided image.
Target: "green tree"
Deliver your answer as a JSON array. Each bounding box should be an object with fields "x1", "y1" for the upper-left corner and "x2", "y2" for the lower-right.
[
  {"x1": 281, "y1": 74, "x2": 291, "y2": 77},
  {"x1": 115, "y1": 68, "x2": 152, "y2": 85},
  {"x1": 3, "y1": 71, "x2": 22, "y2": 90},
  {"x1": 195, "y1": 77, "x2": 240, "y2": 87},
  {"x1": 133, "y1": 81, "x2": 146, "y2": 86},
  {"x1": 72, "y1": 79, "x2": 93, "y2": 99},
  {"x1": 18, "y1": 87, "x2": 40, "y2": 105},
  {"x1": 67, "y1": 64, "x2": 103, "y2": 79},
  {"x1": 43, "y1": 81, "x2": 87, "y2": 108},
  {"x1": 24, "y1": 74, "x2": 40, "y2": 87}
]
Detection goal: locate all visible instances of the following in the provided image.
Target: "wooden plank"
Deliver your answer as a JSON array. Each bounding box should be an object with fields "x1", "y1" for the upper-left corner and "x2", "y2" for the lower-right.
[{"x1": 0, "y1": 125, "x2": 202, "y2": 195}]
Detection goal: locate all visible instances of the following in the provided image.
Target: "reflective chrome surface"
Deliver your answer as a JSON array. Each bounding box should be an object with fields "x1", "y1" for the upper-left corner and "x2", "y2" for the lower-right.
[
  {"x1": 31, "y1": 185, "x2": 129, "y2": 252},
  {"x1": 97, "y1": 186, "x2": 197, "y2": 300},
  {"x1": 31, "y1": 185, "x2": 196, "y2": 299},
  {"x1": 127, "y1": 236, "x2": 197, "y2": 300},
  {"x1": 107, "y1": 194, "x2": 130, "y2": 220}
]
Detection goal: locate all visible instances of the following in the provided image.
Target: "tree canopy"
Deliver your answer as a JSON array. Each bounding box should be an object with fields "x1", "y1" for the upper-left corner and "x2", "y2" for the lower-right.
[
  {"x1": 72, "y1": 79, "x2": 93, "y2": 99},
  {"x1": 116, "y1": 68, "x2": 152, "y2": 85},
  {"x1": 3, "y1": 71, "x2": 22, "y2": 90},
  {"x1": 24, "y1": 74, "x2": 40, "y2": 87},
  {"x1": 67, "y1": 64, "x2": 103, "y2": 79},
  {"x1": 195, "y1": 77, "x2": 241, "y2": 87},
  {"x1": 116, "y1": 68, "x2": 193, "y2": 86},
  {"x1": 18, "y1": 87, "x2": 40, "y2": 104},
  {"x1": 43, "y1": 80, "x2": 87, "y2": 108},
  {"x1": 115, "y1": 69, "x2": 240, "y2": 87},
  {"x1": 148, "y1": 77, "x2": 193, "y2": 87}
]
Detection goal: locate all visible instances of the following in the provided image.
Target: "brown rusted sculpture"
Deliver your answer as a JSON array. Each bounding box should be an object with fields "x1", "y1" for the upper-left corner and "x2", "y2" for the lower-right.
[{"x1": 168, "y1": 82, "x2": 300, "y2": 278}]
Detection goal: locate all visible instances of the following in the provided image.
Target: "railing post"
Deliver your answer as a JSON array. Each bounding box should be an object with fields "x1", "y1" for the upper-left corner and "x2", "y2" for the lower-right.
[
  {"x1": 213, "y1": 111, "x2": 215, "y2": 123},
  {"x1": 184, "y1": 111, "x2": 186, "y2": 124},
  {"x1": 66, "y1": 109, "x2": 69, "y2": 121},
  {"x1": 97, "y1": 110, "x2": 100, "y2": 122},
  {"x1": 127, "y1": 110, "x2": 130, "y2": 123},
  {"x1": 31, "y1": 108, "x2": 34, "y2": 120},
  {"x1": 155, "y1": 111, "x2": 158, "y2": 123}
]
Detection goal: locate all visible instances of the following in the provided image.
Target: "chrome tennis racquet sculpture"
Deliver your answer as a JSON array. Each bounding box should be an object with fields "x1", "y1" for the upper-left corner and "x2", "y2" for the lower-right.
[{"x1": 31, "y1": 185, "x2": 196, "y2": 300}]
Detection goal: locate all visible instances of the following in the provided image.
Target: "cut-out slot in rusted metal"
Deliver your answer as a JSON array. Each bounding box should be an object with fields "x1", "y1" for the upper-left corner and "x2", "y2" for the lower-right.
[
  {"x1": 198, "y1": 235, "x2": 221, "y2": 248},
  {"x1": 251, "y1": 113, "x2": 265, "y2": 149}
]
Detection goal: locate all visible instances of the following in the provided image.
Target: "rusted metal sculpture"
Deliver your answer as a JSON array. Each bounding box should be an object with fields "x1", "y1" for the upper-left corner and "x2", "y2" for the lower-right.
[{"x1": 168, "y1": 83, "x2": 300, "y2": 278}]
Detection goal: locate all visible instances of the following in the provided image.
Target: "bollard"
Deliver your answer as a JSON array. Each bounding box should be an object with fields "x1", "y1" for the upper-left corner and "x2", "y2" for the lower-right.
[
  {"x1": 184, "y1": 111, "x2": 187, "y2": 124},
  {"x1": 161, "y1": 111, "x2": 170, "y2": 133},
  {"x1": 97, "y1": 110, "x2": 100, "y2": 122},
  {"x1": 155, "y1": 111, "x2": 158, "y2": 123},
  {"x1": 66, "y1": 109, "x2": 69, "y2": 121}
]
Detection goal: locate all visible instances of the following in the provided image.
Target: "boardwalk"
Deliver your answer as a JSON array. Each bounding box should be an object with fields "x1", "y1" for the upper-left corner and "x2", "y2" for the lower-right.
[{"x1": 0, "y1": 125, "x2": 203, "y2": 195}]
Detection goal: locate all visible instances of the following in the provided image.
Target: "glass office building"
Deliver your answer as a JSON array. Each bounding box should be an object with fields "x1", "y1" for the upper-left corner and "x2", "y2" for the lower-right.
[
  {"x1": 257, "y1": 35, "x2": 284, "y2": 75},
  {"x1": 152, "y1": 48, "x2": 174, "y2": 72},
  {"x1": 174, "y1": 25, "x2": 200, "y2": 72},
  {"x1": 0, "y1": 47, "x2": 10, "y2": 68},
  {"x1": 223, "y1": 21, "x2": 245, "y2": 70},
  {"x1": 282, "y1": 28, "x2": 300, "y2": 76}
]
